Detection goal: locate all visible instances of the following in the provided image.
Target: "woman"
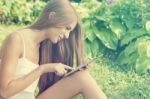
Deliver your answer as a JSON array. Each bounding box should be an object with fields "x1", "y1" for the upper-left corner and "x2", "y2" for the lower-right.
[{"x1": 0, "y1": 0, "x2": 108, "y2": 99}]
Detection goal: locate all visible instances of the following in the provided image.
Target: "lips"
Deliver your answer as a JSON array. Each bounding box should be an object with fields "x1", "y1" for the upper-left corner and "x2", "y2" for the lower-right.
[{"x1": 59, "y1": 35, "x2": 62, "y2": 41}]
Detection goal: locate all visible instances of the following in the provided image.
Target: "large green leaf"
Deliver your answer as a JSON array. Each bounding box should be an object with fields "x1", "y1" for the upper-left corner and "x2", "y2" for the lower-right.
[
  {"x1": 135, "y1": 57, "x2": 150, "y2": 74},
  {"x1": 116, "y1": 50, "x2": 127, "y2": 65},
  {"x1": 84, "y1": 39, "x2": 92, "y2": 58},
  {"x1": 137, "y1": 41, "x2": 147, "y2": 57},
  {"x1": 136, "y1": 39, "x2": 150, "y2": 57},
  {"x1": 124, "y1": 41, "x2": 136, "y2": 56},
  {"x1": 94, "y1": 26, "x2": 118, "y2": 50},
  {"x1": 83, "y1": 21, "x2": 91, "y2": 38},
  {"x1": 90, "y1": 38, "x2": 101, "y2": 57},
  {"x1": 117, "y1": 50, "x2": 138, "y2": 66},
  {"x1": 87, "y1": 32, "x2": 96, "y2": 42},
  {"x1": 122, "y1": 16, "x2": 136, "y2": 29},
  {"x1": 147, "y1": 44, "x2": 150, "y2": 58},
  {"x1": 84, "y1": 38, "x2": 102, "y2": 58},
  {"x1": 118, "y1": 38, "x2": 150, "y2": 73},
  {"x1": 126, "y1": 52, "x2": 138, "y2": 68},
  {"x1": 109, "y1": 18, "x2": 127, "y2": 39},
  {"x1": 121, "y1": 28, "x2": 148, "y2": 46}
]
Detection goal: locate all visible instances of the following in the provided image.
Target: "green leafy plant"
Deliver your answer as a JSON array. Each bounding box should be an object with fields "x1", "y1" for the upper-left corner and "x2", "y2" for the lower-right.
[
  {"x1": 0, "y1": 0, "x2": 46, "y2": 24},
  {"x1": 1, "y1": 0, "x2": 150, "y2": 74},
  {"x1": 73, "y1": 0, "x2": 150, "y2": 74}
]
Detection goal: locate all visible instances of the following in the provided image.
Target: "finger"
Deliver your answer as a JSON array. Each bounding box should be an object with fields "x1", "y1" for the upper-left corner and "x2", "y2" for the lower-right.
[
  {"x1": 63, "y1": 70, "x2": 67, "y2": 74},
  {"x1": 56, "y1": 69, "x2": 66, "y2": 76},
  {"x1": 64, "y1": 65, "x2": 75, "y2": 70},
  {"x1": 56, "y1": 72, "x2": 64, "y2": 76}
]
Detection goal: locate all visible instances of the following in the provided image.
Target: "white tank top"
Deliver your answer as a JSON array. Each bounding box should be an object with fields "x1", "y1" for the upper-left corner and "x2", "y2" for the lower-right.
[{"x1": 0, "y1": 33, "x2": 40, "y2": 99}]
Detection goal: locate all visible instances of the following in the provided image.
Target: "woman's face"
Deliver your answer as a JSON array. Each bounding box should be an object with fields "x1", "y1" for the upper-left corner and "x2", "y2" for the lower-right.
[{"x1": 47, "y1": 21, "x2": 77, "y2": 43}]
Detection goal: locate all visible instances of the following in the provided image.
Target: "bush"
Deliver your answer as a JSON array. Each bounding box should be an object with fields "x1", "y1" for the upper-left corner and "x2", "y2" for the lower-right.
[
  {"x1": 0, "y1": 0, "x2": 46, "y2": 24},
  {"x1": 72, "y1": 0, "x2": 150, "y2": 74}
]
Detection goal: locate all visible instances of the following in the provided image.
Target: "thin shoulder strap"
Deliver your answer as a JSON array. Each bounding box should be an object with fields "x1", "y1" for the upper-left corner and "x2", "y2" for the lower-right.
[{"x1": 18, "y1": 33, "x2": 26, "y2": 58}]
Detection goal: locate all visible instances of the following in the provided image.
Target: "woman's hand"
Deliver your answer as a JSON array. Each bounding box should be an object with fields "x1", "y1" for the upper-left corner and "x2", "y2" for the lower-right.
[{"x1": 40, "y1": 63, "x2": 75, "y2": 76}]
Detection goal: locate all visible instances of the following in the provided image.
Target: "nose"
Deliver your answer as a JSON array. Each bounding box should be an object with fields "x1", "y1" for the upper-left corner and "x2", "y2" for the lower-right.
[{"x1": 64, "y1": 32, "x2": 70, "y2": 39}]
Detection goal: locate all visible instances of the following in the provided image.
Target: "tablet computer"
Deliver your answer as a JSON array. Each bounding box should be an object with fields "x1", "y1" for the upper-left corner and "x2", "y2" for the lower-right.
[{"x1": 63, "y1": 55, "x2": 102, "y2": 78}]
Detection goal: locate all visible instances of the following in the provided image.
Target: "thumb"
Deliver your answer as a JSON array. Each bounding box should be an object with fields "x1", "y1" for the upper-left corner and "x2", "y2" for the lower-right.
[{"x1": 64, "y1": 65, "x2": 75, "y2": 70}]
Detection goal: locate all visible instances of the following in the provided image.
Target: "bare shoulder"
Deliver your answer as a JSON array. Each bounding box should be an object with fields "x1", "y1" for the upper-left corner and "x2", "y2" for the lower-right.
[
  {"x1": 0, "y1": 32, "x2": 22, "y2": 58},
  {"x1": 3, "y1": 32, "x2": 22, "y2": 47}
]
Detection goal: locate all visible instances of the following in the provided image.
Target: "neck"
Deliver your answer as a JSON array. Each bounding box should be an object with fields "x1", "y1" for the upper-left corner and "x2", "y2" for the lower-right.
[{"x1": 28, "y1": 28, "x2": 48, "y2": 47}]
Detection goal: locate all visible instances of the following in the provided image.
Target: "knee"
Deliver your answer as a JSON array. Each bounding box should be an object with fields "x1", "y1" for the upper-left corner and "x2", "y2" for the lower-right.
[{"x1": 71, "y1": 69, "x2": 93, "y2": 86}]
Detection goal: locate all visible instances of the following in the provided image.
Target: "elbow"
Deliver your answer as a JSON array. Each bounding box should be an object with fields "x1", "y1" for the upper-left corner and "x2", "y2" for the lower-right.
[
  {"x1": 0, "y1": 80, "x2": 16, "y2": 98},
  {"x1": 0, "y1": 89, "x2": 11, "y2": 99}
]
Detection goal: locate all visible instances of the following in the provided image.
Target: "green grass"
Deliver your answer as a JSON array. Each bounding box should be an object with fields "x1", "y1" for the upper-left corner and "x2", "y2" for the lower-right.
[
  {"x1": 0, "y1": 25, "x2": 150, "y2": 99},
  {"x1": 90, "y1": 57, "x2": 150, "y2": 99}
]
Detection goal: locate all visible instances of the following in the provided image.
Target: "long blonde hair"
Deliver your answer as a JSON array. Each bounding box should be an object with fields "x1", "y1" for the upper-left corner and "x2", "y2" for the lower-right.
[{"x1": 29, "y1": 0, "x2": 84, "y2": 94}]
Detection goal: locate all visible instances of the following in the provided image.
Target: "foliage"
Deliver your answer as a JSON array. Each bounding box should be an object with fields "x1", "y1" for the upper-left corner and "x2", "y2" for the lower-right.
[
  {"x1": 0, "y1": 0, "x2": 46, "y2": 24},
  {"x1": 1, "y1": 17, "x2": 150, "y2": 99},
  {"x1": 1, "y1": 0, "x2": 150, "y2": 98},
  {"x1": 1, "y1": 0, "x2": 150, "y2": 74},
  {"x1": 72, "y1": 0, "x2": 150, "y2": 74}
]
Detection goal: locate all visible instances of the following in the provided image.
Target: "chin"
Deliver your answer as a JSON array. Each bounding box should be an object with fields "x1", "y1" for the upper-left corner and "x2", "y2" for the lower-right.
[
  {"x1": 48, "y1": 38, "x2": 58, "y2": 44},
  {"x1": 53, "y1": 41, "x2": 58, "y2": 44},
  {"x1": 52, "y1": 39, "x2": 59, "y2": 44}
]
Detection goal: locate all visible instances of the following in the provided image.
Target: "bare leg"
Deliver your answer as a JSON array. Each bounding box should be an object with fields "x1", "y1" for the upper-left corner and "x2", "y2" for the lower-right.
[
  {"x1": 36, "y1": 72, "x2": 82, "y2": 99},
  {"x1": 36, "y1": 70, "x2": 107, "y2": 99},
  {"x1": 77, "y1": 72, "x2": 107, "y2": 99}
]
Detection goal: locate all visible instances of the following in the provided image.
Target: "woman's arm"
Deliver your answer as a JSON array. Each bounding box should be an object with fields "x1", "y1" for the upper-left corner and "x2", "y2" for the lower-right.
[
  {"x1": 0, "y1": 46, "x2": 1, "y2": 59},
  {"x1": 0, "y1": 33, "x2": 43, "y2": 99},
  {"x1": 0, "y1": 42, "x2": 3, "y2": 59}
]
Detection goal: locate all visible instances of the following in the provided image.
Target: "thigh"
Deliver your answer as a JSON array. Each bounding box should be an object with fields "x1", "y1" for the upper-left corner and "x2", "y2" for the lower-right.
[{"x1": 36, "y1": 71, "x2": 86, "y2": 99}]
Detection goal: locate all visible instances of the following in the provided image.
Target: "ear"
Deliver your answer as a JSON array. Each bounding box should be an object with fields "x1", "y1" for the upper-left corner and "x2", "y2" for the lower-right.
[{"x1": 48, "y1": 11, "x2": 56, "y2": 20}]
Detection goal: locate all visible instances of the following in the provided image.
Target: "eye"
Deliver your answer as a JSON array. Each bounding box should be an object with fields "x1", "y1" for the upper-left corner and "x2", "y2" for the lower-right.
[{"x1": 66, "y1": 26, "x2": 72, "y2": 31}]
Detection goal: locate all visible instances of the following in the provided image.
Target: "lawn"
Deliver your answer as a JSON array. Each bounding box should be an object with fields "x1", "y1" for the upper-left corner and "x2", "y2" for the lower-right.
[{"x1": 0, "y1": 25, "x2": 150, "y2": 99}]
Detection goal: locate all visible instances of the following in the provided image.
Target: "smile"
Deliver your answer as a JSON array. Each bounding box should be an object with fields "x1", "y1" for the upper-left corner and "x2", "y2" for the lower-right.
[{"x1": 59, "y1": 35, "x2": 62, "y2": 40}]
